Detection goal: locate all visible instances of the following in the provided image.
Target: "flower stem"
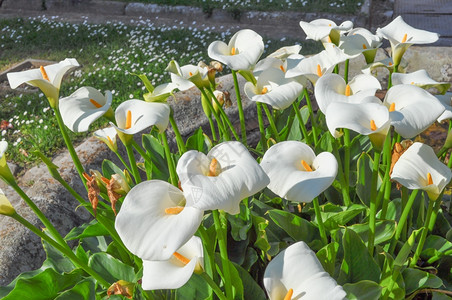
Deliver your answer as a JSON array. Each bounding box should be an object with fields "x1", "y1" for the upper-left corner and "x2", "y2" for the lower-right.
[
  {"x1": 212, "y1": 210, "x2": 233, "y2": 300},
  {"x1": 303, "y1": 88, "x2": 318, "y2": 146},
  {"x1": 389, "y1": 189, "x2": 420, "y2": 254},
  {"x1": 256, "y1": 102, "x2": 267, "y2": 152},
  {"x1": 261, "y1": 103, "x2": 280, "y2": 142},
  {"x1": 205, "y1": 88, "x2": 239, "y2": 141},
  {"x1": 113, "y1": 149, "x2": 133, "y2": 175},
  {"x1": 312, "y1": 198, "x2": 328, "y2": 245},
  {"x1": 332, "y1": 137, "x2": 351, "y2": 207},
  {"x1": 343, "y1": 129, "x2": 351, "y2": 205},
  {"x1": 200, "y1": 272, "x2": 228, "y2": 300},
  {"x1": 207, "y1": 115, "x2": 218, "y2": 142},
  {"x1": 368, "y1": 150, "x2": 381, "y2": 256},
  {"x1": 344, "y1": 59, "x2": 350, "y2": 83},
  {"x1": 200, "y1": 89, "x2": 229, "y2": 140},
  {"x1": 125, "y1": 143, "x2": 141, "y2": 184},
  {"x1": 160, "y1": 132, "x2": 178, "y2": 187},
  {"x1": 231, "y1": 70, "x2": 247, "y2": 145},
  {"x1": 53, "y1": 107, "x2": 86, "y2": 186},
  {"x1": 169, "y1": 113, "x2": 187, "y2": 154},
  {"x1": 11, "y1": 212, "x2": 110, "y2": 288},
  {"x1": 410, "y1": 196, "x2": 436, "y2": 267},
  {"x1": 292, "y1": 101, "x2": 310, "y2": 144}
]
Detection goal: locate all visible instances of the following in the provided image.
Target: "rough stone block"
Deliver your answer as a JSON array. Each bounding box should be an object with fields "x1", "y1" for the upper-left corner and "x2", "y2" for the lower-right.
[
  {"x1": 46, "y1": 0, "x2": 125, "y2": 15},
  {"x1": 1, "y1": 0, "x2": 43, "y2": 11}
]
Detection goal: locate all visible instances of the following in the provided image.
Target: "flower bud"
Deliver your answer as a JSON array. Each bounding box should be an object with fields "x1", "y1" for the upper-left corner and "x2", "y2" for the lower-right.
[{"x1": 0, "y1": 189, "x2": 15, "y2": 216}]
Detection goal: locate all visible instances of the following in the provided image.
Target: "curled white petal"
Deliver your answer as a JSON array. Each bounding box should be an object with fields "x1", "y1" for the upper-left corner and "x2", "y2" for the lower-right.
[
  {"x1": 436, "y1": 93, "x2": 452, "y2": 123},
  {"x1": 391, "y1": 69, "x2": 450, "y2": 94},
  {"x1": 93, "y1": 127, "x2": 118, "y2": 151}
]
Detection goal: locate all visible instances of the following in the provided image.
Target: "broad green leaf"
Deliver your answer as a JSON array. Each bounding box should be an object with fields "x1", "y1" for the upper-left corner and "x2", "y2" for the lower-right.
[
  {"x1": 288, "y1": 105, "x2": 309, "y2": 141},
  {"x1": 88, "y1": 252, "x2": 135, "y2": 284},
  {"x1": 315, "y1": 129, "x2": 334, "y2": 153},
  {"x1": 0, "y1": 269, "x2": 44, "y2": 298},
  {"x1": 356, "y1": 152, "x2": 381, "y2": 207},
  {"x1": 343, "y1": 280, "x2": 382, "y2": 300},
  {"x1": 316, "y1": 242, "x2": 339, "y2": 276},
  {"x1": 394, "y1": 229, "x2": 422, "y2": 268},
  {"x1": 2, "y1": 268, "x2": 83, "y2": 300},
  {"x1": 403, "y1": 268, "x2": 443, "y2": 294},
  {"x1": 142, "y1": 133, "x2": 169, "y2": 180},
  {"x1": 422, "y1": 235, "x2": 452, "y2": 260},
  {"x1": 102, "y1": 159, "x2": 124, "y2": 180},
  {"x1": 234, "y1": 262, "x2": 266, "y2": 300},
  {"x1": 242, "y1": 247, "x2": 259, "y2": 271},
  {"x1": 64, "y1": 219, "x2": 109, "y2": 241},
  {"x1": 41, "y1": 237, "x2": 76, "y2": 274},
  {"x1": 338, "y1": 228, "x2": 381, "y2": 284},
  {"x1": 215, "y1": 255, "x2": 243, "y2": 300},
  {"x1": 251, "y1": 212, "x2": 270, "y2": 253},
  {"x1": 377, "y1": 197, "x2": 402, "y2": 221},
  {"x1": 268, "y1": 209, "x2": 320, "y2": 246},
  {"x1": 432, "y1": 291, "x2": 452, "y2": 300},
  {"x1": 323, "y1": 204, "x2": 366, "y2": 231},
  {"x1": 185, "y1": 128, "x2": 212, "y2": 153},
  {"x1": 176, "y1": 273, "x2": 211, "y2": 300},
  {"x1": 133, "y1": 73, "x2": 154, "y2": 93},
  {"x1": 54, "y1": 278, "x2": 96, "y2": 300},
  {"x1": 343, "y1": 220, "x2": 396, "y2": 246},
  {"x1": 380, "y1": 252, "x2": 405, "y2": 300},
  {"x1": 227, "y1": 203, "x2": 251, "y2": 241}
]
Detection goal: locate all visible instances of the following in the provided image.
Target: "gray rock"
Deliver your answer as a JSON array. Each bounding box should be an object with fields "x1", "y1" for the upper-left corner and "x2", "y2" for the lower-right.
[
  {"x1": 46, "y1": 0, "x2": 126, "y2": 15},
  {"x1": 0, "y1": 0, "x2": 43, "y2": 11}
]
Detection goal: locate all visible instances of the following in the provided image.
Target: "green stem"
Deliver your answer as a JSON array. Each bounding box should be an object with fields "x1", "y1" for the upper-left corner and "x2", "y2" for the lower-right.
[
  {"x1": 200, "y1": 89, "x2": 229, "y2": 141},
  {"x1": 207, "y1": 115, "x2": 218, "y2": 142},
  {"x1": 343, "y1": 129, "x2": 351, "y2": 205},
  {"x1": 125, "y1": 143, "x2": 141, "y2": 184},
  {"x1": 389, "y1": 189, "x2": 420, "y2": 254},
  {"x1": 169, "y1": 114, "x2": 187, "y2": 154},
  {"x1": 262, "y1": 103, "x2": 280, "y2": 142},
  {"x1": 200, "y1": 272, "x2": 227, "y2": 300},
  {"x1": 256, "y1": 102, "x2": 267, "y2": 152},
  {"x1": 400, "y1": 187, "x2": 409, "y2": 241},
  {"x1": 332, "y1": 137, "x2": 351, "y2": 206},
  {"x1": 379, "y1": 132, "x2": 393, "y2": 219},
  {"x1": 160, "y1": 132, "x2": 178, "y2": 187},
  {"x1": 313, "y1": 198, "x2": 328, "y2": 245},
  {"x1": 53, "y1": 107, "x2": 86, "y2": 186},
  {"x1": 428, "y1": 193, "x2": 443, "y2": 232},
  {"x1": 231, "y1": 70, "x2": 247, "y2": 145},
  {"x1": 11, "y1": 212, "x2": 110, "y2": 288},
  {"x1": 368, "y1": 150, "x2": 381, "y2": 256},
  {"x1": 411, "y1": 196, "x2": 435, "y2": 267},
  {"x1": 344, "y1": 59, "x2": 350, "y2": 83},
  {"x1": 205, "y1": 88, "x2": 239, "y2": 141},
  {"x1": 292, "y1": 101, "x2": 310, "y2": 144},
  {"x1": 212, "y1": 210, "x2": 233, "y2": 300},
  {"x1": 303, "y1": 88, "x2": 318, "y2": 146},
  {"x1": 131, "y1": 140, "x2": 153, "y2": 168},
  {"x1": 113, "y1": 150, "x2": 133, "y2": 175}
]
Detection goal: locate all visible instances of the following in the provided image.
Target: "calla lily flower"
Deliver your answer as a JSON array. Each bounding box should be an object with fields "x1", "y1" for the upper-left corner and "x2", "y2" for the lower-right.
[
  {"x1": 115, "y1": 180, "x2": 203, "y2": 261},
  {"x1": 383, "y1": 84, "x2": 445, "y2": 138},
  {"x1": 144, "y1": 82, "x2": 178, "y2": 102},
  {"x1": 208, "y1": 29, "x2": 264, "y2": 71},
  {"x1": 59, "y1": 87, "x2": 113, "y2": 133},
  {"x1": 0, "y1": 141, "x2": 15, "y2": 185},
  {"x1": 93, "y1": 127, "x2": 118, "y2": 152},
  {"x1": 361, "y1": 57, "x2": 407, "y2": 75},
  {"x1": 260, "y1": 141, "x2": 338, "y2": 203},
  {"x1": 376, "y1": 16, "x2": 439, "y2": 67},
  {"x1": 141, "y1": 236, "x2": 204, "y2": 290},
  {"x1": 326, "y1": 101, "x2": 391, "y2": 151},
  {"x1": 0, "y1": 188, "x2": 15, "y2": 216},
  {"x1": 268, "y1": 45, "x2": 302, "y2": 60},
  {"x1": 391, "y1": 69, "x2": 450, "y2": 95},
  {"x1": 314, "y1": 73, "x2": 381, "y2": 113},
  {"x1": 285, "y1": 44, "x2": 347, "y2": 84},
  {"x1": 7, "y1": 58, "x2": 79, "y2": 108},
  {"x1": 176, "y1": 141, "x2": 270, "y2": 215},
  {"x1": 166, "y1": 60, "x2": 210, "y2": 90},
  {"x1": 110, "y1": 99, "x2": 170, "y2": 144},
  {"x1": 299, "y1": 18, "x2": 353, "y2": 46},
  {"x1": 244, "y1": 68, "x2": 304, "y2": 110},
  {"x1": 340, "y1": 28, "x2": 382, "y2": 63},
  {"x1": 264, "y1": 241, "x2": 347, "y2": 300},
  {"x1": 391, "y1": 142, "x2": 452, "y2": 200},
  {"x1": 436, "y1": 93, "x2": 452, "y2": 123}
]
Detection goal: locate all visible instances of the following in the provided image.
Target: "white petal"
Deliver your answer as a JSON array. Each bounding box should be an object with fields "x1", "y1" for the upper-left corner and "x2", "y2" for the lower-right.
[
  {"x1": 112, "y1": 99, "x2": 170, "y2": 134},
  {"x1": 391, "y1": 70, "x2": 450, "y2": 94},
  {"x1": 299, "y1": 19, "x2": 352, "y2": 41},
  {"x1": 436, "y1": 93, "x2": 452, "y2": 123},
  {"x1": 268, "y1": 45, "x2": 302, "y2": 60},
  {"x1": 376, "y1": 16, "x2": 439, "y2": 45},
  {"x1": 0, "y1": 141, "x2": 7, "y2": 159},
  {"x1": 59, "y1": 87, "x2": 112, "y2": 132},
  {"x1": 115, "y1": 180, "x2": 203, "y2": 261},
  {"x1": 93, "y1": 127, "x2": 118, "y2": 151},
  {"x1": 384, "y1": 85, "x2": 445, "y2": 138},
  {"x1": 264, "y1": 241, "x2": 346, "y2": 300},
  {"x1": 261, "y1": 141, "x2": 338, "y2": 203},
  {"x1": 177, "y1": 142, "x2": 269, "y2": 214}
]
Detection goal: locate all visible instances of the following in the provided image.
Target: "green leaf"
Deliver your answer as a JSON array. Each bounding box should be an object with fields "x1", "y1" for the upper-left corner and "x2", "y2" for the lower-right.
[
  {"x1": 176, "y1": 273, "x2": 211, "y2": 300},
  {"x1": 54, "y1": 278, "x2": 96, "y2": 300},
  {"x1": 343, "y1": 280, "x2": 382, "y2": 300},
  {"x1": 185, "y1": 128, "x2": 212, "y2": 153},
  {"x1": 227, "y1": 203, "x2": 251, "y2": 241},
  {"x1": 343, "y1": 220, "x2": 396, "y2": 246},
  {"x1": 64, "y1": 219, "x2": 110, "y2": 241},
  {"x1": 315, "y1": 130, "x2": 334, "y2": 153},
  {"x1": 421, "y1": 235, "x2": 452, "y2": 262},
  {"x1": 215, "y1": 255, "x2": 243, "y2": 300},
  {"x1": 323, "y1": 204, "x2": 366, "y2": 231},
  {"x1": 377, "y1": 197, "x2": 402, "y2": 221},
  {"x1": 403, "y1": 268, "x2": 443, "y2": 294},
  {"x1": 234, "y1": 262, "x2": 266, "y2": 300},
  {"x1": 288, "y1": 105, "x2": 309, "y2": 141},
  {"x1": 41, "y1": 238, "x2": 76, "y2": 274},
  {"x1": 251, "y1": 212, "x2": 271, "y2": 253},
  {"x1": 142, "y1": 133, "x2": 169, "y2": 181},
  {"x1": 2, "y1": 268, "x2": 83, "y2": 300},
  {"x1": 132, "y1": 73, "x2": 154, "y2": 93},
  {"x1": 0, "y1": 269, "x2": 44, "y2": 298},
  {"x1": 316, "y1": 242, "x2": 339, "y2": 276},
  {"x1": 88, "y1": 252, "x2": 135, "y2": 284},
  {"x1": 268, "y1": 209, "x2": 320, "y2": 246},
  {"x1": 356, "y1": 152, "x2": 381, "y2": 207},
  {"x1": 338, "y1": 228, "x2": 381, "y2": 284},
  {"x1": 102, "y1": 159, "x2": 124, "y2": 179},
  {"x1": 380, "y1": 251, "x2": 405, "y2": 300}
]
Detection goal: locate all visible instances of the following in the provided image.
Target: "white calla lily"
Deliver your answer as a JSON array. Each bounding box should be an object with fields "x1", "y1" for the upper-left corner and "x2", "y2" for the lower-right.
[
  {"x1": 384, "y1": 84, "x2": 445, "y2": 138},
  {"x1": 111, "y1": 99, "x2": 170, "y2": 136},
  {"x1": 208, "y1": 29, "x2": 264, "y2": 71},
  {"x1": 93, "y1": 127, "x2": 118, "y2": 152},
  {"x1": 59, "y1": 87, "x2": 113, "y2": 133},
  {"x1": 436, "y1": 93, "x2": 452, "y2": 123},
  {"x1": 7, "y1": 58, "x2": 79, "y2": 108},
  {"x1": 340, "y1": 28, "x2": 382, "y2": 63},
  {"x1": 376, "y1": 16, "x2": 439, "y2": 66},
  {"x1": 391, "y1": 69, "x2": 450, "y2": 94},
  {"x1": 166, "y1": 60, "x2": 209, "y2": 90},
  {"x1": 264, "y1": 241, "x2": 346, "y2": 300},
  {"x1": 315, "y1": 73, "x2": 381, "y2": 113},
  {"x1": 285, "y1": 44, "x2": 347, "y2": 84},
  {"x1": 0, "y1": 141, "x2": 14, "y2": 185},
  {"x1": 260, "y1": 141, "x2": 338, "y2": 203},
  {"x1": 326, "y1": 101, "x2": 391, "y2": 150},
  {"x1": 176, "y1": 141, "x2": 269, "y2": 215},
  {"x1": 144, "y1": 82, "x2": 178, "y2": 102},
  {"x1": 391, "y1": 142, "x2": 452, "y2": 200},
  {"x1": 0, "y1": 188, "x2": 15, "y2": 216},
  {"x1": 299, "y1": 18, "x2": 353, "y2": 46},
  {"x1": 115, "y1": 180, "x2": 203, "y2": 261},
  {"x1": 141, "y1": 236, "x2": 204, "y2": 290},
  {"x1": 244, "y1": 68, "x2": 304, "y2": 110},
  {"x1": 267, "y1": 45, "x2": 302, "y2": 60}
]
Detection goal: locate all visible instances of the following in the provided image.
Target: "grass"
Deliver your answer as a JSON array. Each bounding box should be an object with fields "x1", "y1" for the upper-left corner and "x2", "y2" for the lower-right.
[
  {"x1": 0, "y1": 15, "x2": 322, "y2": 170},
  {"x1": 112, "y1": 0, "x2": 365, "y2": 14}
]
